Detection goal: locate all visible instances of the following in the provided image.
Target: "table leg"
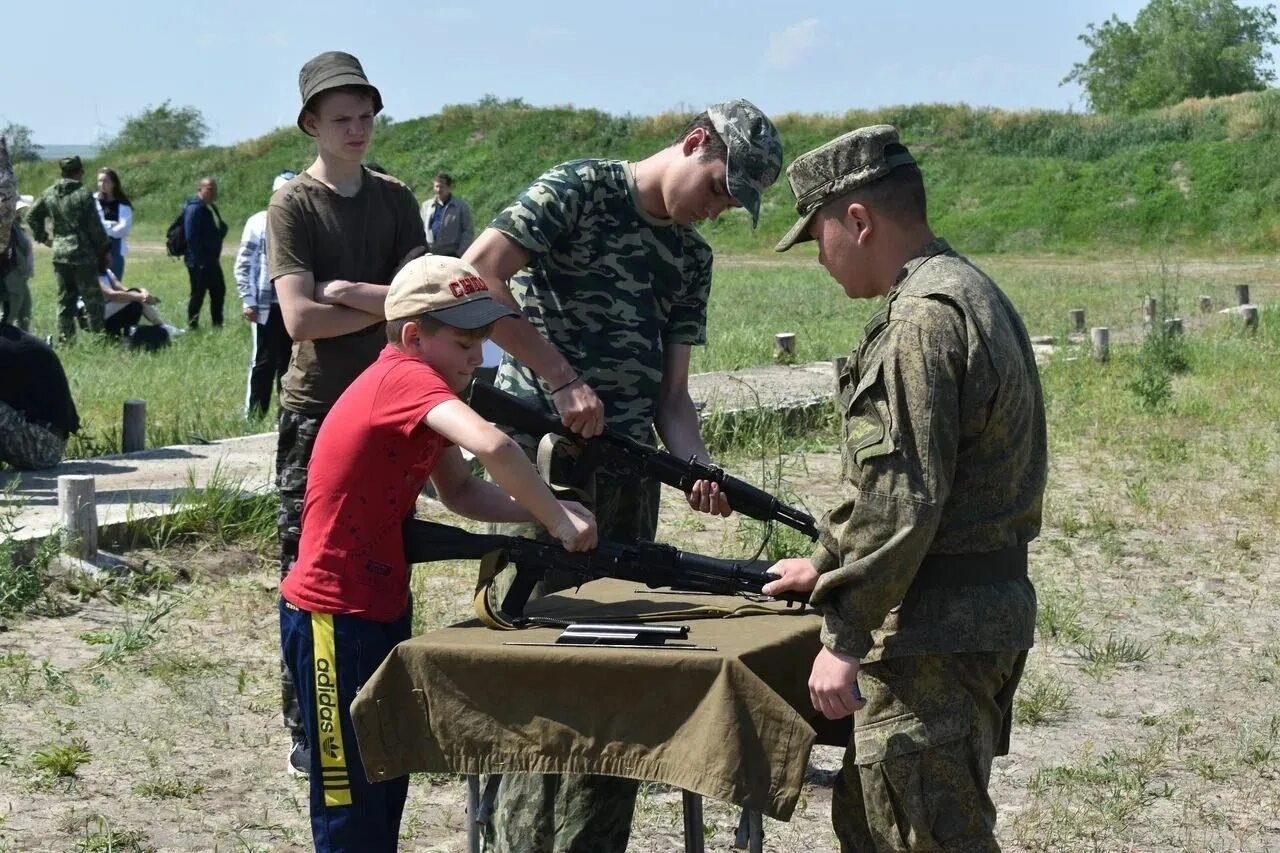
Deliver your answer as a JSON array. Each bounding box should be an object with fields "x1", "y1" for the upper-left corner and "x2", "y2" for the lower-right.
[
  {"x1": 467, "y1": 775, "x2": 481, "y2": 853},
  {"x1": 682, "y1": 790, "x2": 705, "y2": 853},
  {"x1": 734, "y1": 808, "x2": 765, "y2": 852}
]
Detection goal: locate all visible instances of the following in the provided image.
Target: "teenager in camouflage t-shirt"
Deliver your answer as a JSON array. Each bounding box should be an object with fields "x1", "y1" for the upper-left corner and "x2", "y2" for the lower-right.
[
  {"x1": 464, "y1": 100, "x2": 782, "y2": 853},
  {"x1": 490, "y1": 156, "x2": 713, "y2": 444}
]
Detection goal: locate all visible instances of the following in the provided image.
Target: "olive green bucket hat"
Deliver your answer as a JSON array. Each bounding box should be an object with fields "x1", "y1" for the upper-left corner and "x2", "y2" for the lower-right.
[{"x1": 296, "y1": 51, "x2": 383, "y2": 134}]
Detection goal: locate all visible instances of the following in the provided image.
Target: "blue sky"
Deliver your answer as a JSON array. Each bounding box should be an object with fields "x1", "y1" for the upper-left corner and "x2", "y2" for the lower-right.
[{"x1": 8, "y1": 0, "x2": 1162, "y2": 146}]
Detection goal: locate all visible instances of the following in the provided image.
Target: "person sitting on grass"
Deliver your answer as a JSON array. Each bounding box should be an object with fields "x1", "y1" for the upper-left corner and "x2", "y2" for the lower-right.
[
  {"x1": 278, "y1": 254, "x2": 597, "y2": 853},
  {"x1": 97, "y1": 247, "x2": 183, "y2": 339}
]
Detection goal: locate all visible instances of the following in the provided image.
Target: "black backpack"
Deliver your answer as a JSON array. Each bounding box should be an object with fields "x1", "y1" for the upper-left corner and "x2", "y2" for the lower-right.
[
  {"x1": 165, "y1": 211, "x2": 187, "y2": 258},
  {"x1": 126, "y1": 325, "x2": 171, "y2": 352},
  {"x1": 166, "y1": 202, "x2": 225, "y2": 258}
]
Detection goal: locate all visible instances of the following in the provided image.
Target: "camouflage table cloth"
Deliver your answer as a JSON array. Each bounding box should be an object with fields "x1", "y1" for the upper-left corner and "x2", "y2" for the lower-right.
[{"x1": 350, "y1": 580, "x2": 848, "y2": 820}]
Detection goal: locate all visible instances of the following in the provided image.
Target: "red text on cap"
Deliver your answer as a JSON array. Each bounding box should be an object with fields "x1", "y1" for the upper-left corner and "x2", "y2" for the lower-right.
[{"x1": 449, "y1": 276, "x2": 489, "y2": 298}]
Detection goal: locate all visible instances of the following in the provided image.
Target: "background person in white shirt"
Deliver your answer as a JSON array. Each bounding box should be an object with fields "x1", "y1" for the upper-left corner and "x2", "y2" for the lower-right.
[
  {"x1": 97, "y1": 247, "x2": 181, "y2": 338},
  {"x1": 94, "y1": 168, "x2": 133, "y2": 280},
  {"x1": 235, "y1": 171, "x2": 297, "y2": 418}
]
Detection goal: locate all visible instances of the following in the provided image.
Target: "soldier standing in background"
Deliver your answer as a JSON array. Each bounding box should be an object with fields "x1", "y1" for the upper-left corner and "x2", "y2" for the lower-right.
[
  {"x1": 764, "y1": 125, "x2": 1047, "y2": 852},
  {"x1": 0, "y1": 137, "x2": 16, "y2": 255},
  {"x1": 27, "y1": 156, "x2": 110, "y2": 340},
  {"x1": 463, "y1": 99, "x2": 782, "y2": 853}
]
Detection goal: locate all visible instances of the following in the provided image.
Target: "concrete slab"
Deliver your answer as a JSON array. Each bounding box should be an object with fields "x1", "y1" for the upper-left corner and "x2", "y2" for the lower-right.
[
  {"x1": 2, "y1": 433, "x2": 277, "y2": 544},
  {"x1": 3, "y1": 363, "x2": 840, "y2": 548},
  {"x1": 689, "y1": 361, "x2": 836, "y2": 413}
]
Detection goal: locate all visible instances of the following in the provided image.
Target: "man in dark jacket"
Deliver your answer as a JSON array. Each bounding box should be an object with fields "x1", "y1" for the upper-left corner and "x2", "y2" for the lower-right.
[
  {"x1": 0, "y1": 322, "x2": 79, "y2": 469},
  {"x1": 27, "y1": 156, "x2": 110, "y2": 340},
  {"x1": 182, "y1": 176, "x2": 229, "y2": 328}
]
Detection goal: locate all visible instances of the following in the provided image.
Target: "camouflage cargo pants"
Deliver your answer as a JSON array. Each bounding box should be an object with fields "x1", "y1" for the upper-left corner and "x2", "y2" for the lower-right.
[
  {"x1": 275, "y1": 409, "x2": 327, "y2": 743},
  {"x1": 483, "y1": 457, "x2": 660, "y2": 853},
  {"x1": 834, "y1": 650, "x2": 1028, "y2": 852},
  {"x1": 0, "y1": 402, "x2": 66, "y2": 470},
  {"x1": 53, "y1": 263, "x2": 104, "y2": 340}
]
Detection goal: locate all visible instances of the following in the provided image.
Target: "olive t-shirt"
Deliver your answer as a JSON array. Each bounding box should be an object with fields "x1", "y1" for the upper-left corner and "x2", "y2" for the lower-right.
[{"x1": 267, "y1": 168, "x2": 426, "y2": 414}]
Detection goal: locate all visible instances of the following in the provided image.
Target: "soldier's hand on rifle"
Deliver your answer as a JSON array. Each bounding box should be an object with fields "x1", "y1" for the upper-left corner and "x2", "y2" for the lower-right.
[
  {"x1": 550, "y1": 500, "x2": 597, "y2": 552},
  {"x1": 687, "y1": 479, "x2": 732, "y2": 517},
  {"x1": 809, "y1": 647, "x2": 865, "y2": 720},
  {"x1": 552, "y1": 377, "x2": 604, "y2": 438},
  {"x1": 762, "y1": 558, "x2": 819, "y2": 597}
]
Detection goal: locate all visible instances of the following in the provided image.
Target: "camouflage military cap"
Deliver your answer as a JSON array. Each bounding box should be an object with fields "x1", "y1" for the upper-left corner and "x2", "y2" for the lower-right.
[
  {"x1": 707, "y1": 99, "x2": 783, "y2": 229},
  {"x1": 296, "y1": 51, "x2": 383, "y2": 133},
  {"x1": 59, "y1": 156, "x2": 83, "y2": 177},
  {"x1": 775, "y1": 124, "x2": 916, "y2": 252}
]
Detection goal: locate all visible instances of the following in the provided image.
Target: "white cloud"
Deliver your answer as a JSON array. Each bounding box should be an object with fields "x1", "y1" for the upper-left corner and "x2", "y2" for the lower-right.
[{"x1": 766, "y1": 18, "x2": 820, "y2": 71}]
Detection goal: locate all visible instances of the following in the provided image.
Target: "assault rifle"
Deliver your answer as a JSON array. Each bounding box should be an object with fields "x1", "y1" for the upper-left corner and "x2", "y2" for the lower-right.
[
  {"x1": 402, "y1": 518, "x2": 805, "y2": 628},
  {"x1": 468, "y1": 381, "x2": 818, "y2": 540}
]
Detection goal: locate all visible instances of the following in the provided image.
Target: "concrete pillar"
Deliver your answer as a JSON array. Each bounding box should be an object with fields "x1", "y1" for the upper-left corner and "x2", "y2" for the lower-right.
[
  {"x1": 773, "y1": 332, "x2": 797, "y2": 364},
  {"x1": 1091, "y1": 327, "x2": 1110, "y2": 363},
  {"x1": 57, "y1": 475, "x2": 97, "y2": 560},
  {"x1": 122, "y1": 399, "x2": 146, "y2": 453}
]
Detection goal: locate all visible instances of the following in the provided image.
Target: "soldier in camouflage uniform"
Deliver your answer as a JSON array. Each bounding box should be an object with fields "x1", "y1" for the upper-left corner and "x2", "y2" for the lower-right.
[
  {"x1": 764, "y1": 126, "x2": 1047, "y2": 852},
  {"x1": 27, "y1": 156, "x2": 110, "y2": 340},
  {"x1": 0, "y1": 137, "x2": 16, "y2": 256},
  {"x1": 463, "y1": 99, "x2": 782, "y2": 853}
]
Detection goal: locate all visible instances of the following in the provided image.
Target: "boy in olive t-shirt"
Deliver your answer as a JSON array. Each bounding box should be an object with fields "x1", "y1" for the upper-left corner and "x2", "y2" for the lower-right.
[{"x1": 266, "y1": 50, "x2": 426, "y2": 778}]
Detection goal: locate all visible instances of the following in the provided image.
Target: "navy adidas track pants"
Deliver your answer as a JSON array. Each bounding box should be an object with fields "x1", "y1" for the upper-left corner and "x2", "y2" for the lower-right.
[{"x1": 279, "y1": 599, "x2": 411, "y2": 852}]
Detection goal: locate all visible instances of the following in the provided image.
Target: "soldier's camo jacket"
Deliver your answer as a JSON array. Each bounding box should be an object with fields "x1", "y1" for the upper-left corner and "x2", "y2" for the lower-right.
[
  {"x1": 813, "y1": 239, "x2": 1047, "y2": 661},
  {"x1": 27, "y1": 179, "x2": 109, "y2": 267},
  {"x1": 490, "y1": 159, "x2": 712, "y2": 446}
]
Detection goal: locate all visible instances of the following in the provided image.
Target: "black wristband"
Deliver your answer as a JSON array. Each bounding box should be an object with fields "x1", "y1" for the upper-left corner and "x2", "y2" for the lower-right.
[{"x1": 548, "y1": 376, "x2": 580, "y2": 395}]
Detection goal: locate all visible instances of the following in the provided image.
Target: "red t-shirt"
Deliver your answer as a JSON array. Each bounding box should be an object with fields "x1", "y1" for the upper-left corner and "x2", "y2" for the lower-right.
[{"x1": 281, "y1": 345, "x2": 457, "y2": 621}]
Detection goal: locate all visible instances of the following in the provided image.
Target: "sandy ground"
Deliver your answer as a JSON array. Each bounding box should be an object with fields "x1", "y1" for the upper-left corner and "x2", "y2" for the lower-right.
[{"x1": 1, "y1": 426, "x2": 1277, "y2": 852}]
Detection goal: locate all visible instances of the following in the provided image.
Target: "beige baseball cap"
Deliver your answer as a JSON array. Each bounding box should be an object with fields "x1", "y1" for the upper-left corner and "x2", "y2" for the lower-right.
[{"x1": 385, "y1": 255, "x2": 518, "y2": 329}]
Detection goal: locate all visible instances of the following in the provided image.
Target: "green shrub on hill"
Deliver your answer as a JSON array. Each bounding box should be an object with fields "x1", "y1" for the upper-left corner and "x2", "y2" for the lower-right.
[{"x1": 15, "y1": 92, "x2": 1280, "y2": 254}]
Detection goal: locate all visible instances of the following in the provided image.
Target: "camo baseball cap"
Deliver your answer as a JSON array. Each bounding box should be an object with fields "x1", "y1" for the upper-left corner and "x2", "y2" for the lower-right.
[
  {"x1": 775, "y1": 125, "x2": 917, "y2": 252},
  {"x1": 59, "y1": 156, "x2": 83, "y2": 176},
  {"x1": 296, "y1": 51, "x2": 383, "y2": 134},
  {"x1": 706, "y1": 99, "x2": 783, "y2": 228},
  {"x1": 385, "y1": 255, "x2": 518, "y2": 330}
]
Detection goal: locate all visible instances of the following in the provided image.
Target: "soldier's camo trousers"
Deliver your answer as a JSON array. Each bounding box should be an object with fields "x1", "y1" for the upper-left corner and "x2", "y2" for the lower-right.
[
  {"x1": 483, "y1": 461, "x2": 660, "y2": 853},
  {"x1": 835, "y1": 649, "x2": 1027, "y2": 852},
  {"x1": 54, "y1": 263, "x2": 103, "y2": 340},
  {"x1": 0, "y1": 402, "x2": 65, "y2": 470},
  {"x1": 276, "y1": 409, "x2": 326, "y2": 743}
]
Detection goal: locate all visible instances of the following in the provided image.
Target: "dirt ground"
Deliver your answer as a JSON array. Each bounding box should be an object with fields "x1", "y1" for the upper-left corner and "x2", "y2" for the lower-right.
[{"x1": 1, "y1": 427, "x2": 1278, "y2": 852}]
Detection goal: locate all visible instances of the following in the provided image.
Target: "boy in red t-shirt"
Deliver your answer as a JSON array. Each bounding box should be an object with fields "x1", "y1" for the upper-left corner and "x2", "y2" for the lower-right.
[{"x1": 280, "y1": 254, "x2": 596, "y2": 852}]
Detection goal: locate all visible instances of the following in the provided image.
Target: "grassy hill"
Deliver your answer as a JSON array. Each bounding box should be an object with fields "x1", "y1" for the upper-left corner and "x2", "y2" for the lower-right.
[{"x1": 15, "y1": 92, "x2": 1280, "y2": 254}]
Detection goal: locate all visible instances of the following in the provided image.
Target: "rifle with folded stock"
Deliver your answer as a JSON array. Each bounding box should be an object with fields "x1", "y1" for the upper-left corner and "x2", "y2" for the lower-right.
[
  {"x1": 402, "y1": 518, "x2": 806, "y2": 629},
  {"x1": 468, "y1": 381, "x2": 818, "y2": 540}
]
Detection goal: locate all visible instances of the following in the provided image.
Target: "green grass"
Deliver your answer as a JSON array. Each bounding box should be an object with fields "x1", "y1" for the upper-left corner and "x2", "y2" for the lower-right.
[
  {"x1": 30, "y1": 738, "x2": 92, "y2": 778},
  {"x1": 19, "y1": 253, "x2": 262, "y2": 457},
  {"x1": 18, "y1": 91, "x2": 1280, "y2": 256}
]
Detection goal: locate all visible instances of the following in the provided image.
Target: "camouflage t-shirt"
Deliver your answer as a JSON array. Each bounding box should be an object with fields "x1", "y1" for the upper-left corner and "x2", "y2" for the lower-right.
[
  {"x1": 490, "y1": 159, "x2": 713, "y2": 444},
  {"x1": 811, "y1": 239, "x2": 1047, "y2": 662}
]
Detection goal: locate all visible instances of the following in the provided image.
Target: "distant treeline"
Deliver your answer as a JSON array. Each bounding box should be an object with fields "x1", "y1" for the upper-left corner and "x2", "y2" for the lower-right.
[{"x1": 16, "y1": 92, "x2": 1280, "y2": 254}]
